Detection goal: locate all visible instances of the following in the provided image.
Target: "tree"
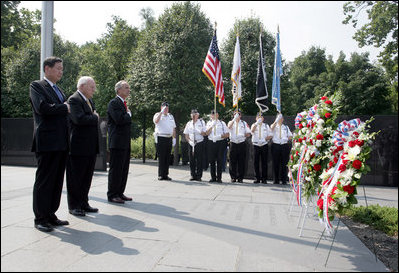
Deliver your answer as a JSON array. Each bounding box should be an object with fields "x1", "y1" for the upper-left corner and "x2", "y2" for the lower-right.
[
  {"x1": 128, "y1": 1, "x2": 213, "y2": 165},
  {"x1": 343, "y1": 1, "x2": 398, "y2": 112},
  {"x1": 80, "y1": 16, "x2": 139, "y2": 117},
  {"x1": 139, "y1": 7, "x2": 155, "y2": 30},
  {"x1": 2, "y1": 35, "x2": 81, "y2": 118}
]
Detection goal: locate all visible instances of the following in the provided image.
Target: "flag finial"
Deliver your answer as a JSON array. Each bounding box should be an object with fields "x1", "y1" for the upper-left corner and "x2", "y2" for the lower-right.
[{"x1": 277, "y1": 25, "x2": 280, "y2": 33}]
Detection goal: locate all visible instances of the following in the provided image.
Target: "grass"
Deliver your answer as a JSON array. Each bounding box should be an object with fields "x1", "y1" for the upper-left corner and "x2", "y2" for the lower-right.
[{"x1": 340, "y1": 204, "x2": 398, "y2": 237}]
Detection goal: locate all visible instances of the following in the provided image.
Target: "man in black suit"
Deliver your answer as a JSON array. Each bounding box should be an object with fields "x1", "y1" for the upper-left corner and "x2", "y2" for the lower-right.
[
  {"x1": 107, "y1": 80, "x2": 133, "y2": 204},
  {"x1": 29, "y1": 56, "x2": 70, "y2": 232},
  {"x1": 66, "y1": 76, "x2": 100, "y2": 216}
]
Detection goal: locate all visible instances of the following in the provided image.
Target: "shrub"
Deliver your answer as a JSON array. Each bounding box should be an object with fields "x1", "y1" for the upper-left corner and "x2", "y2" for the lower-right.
[
  {"x1": 341, "y1": 204, "x2": 398, "y2": 236},
  {"x1": 131, "y1": 136, "x2": 156, "y2": 159}
]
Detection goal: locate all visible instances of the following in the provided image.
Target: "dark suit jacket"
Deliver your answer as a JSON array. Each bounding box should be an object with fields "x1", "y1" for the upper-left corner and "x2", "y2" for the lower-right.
[
  {"x1": 67, "y1": 91, "x2": 99, "y2": 156},
  {"x1": 107, "y1": 97, "x2": 131, "y2": 150},
  {"x1": 29, "y1": 79, "x2": 69, "y2": 152}
]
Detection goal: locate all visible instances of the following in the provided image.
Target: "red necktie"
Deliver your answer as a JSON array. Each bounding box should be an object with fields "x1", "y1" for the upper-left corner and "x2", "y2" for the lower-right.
[{"x1": 124, "y1": 100, "x2": 127, "y2": 111}]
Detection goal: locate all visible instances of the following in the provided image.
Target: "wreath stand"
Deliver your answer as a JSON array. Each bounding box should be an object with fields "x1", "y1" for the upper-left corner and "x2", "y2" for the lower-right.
[{"x1": 314, "y1": 185, "x2": 378, "y2": 267}]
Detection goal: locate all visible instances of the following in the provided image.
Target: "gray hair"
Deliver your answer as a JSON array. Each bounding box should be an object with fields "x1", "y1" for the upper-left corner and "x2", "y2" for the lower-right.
[
  {"x1": 77, "y1": 76, "x2": 94, "y2": 89},
  {"x1": 115, "y1": 80, "x2": 128, "y2": 93}
]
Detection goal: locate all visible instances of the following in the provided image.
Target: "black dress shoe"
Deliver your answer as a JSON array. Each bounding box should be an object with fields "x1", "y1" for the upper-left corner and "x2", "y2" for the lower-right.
[
  {"x1": 189, "y1": 177, "x2": 196, "y2": 181},
  {"x1": 69, "y1": 209, "x2": 86, "y2": 216},
  {"x1": 164, "y1": 176, "x2": 172, "y2": 181},
  {"x1": 238, "y1": 179, "x2": 243, "y2": 183},
  {"x1": 35, "y1": 223, "x2": 54, "y2": 232},
  {"x1": 50, "y1": 219, "x2": 69, "y2": 226},
  {"x1": 82, "y1": 205, "x2": 99, "y2": 213},
  {"x1": 209, "y1": 178, "x2": 217, "y2": 182},
  {"x1": 217, "y1": 179, "x2": 222, "y2": 183},
  {"x1": 273, "y1": 181, "x2": 279, "y2": 184},
  {"x1": 261, "y1": 180, "x2": 267, "y2": 184},
  {"x1": 231, "y1": 179, "x2": 237, "y2": 183},
  {"x1": 108, "y1": 197, "x2": 125, "y2": 204},
  {"x1": 254, "y1": 180, "x2": 260, "y2": 184},
  {"x1": 196, "y1": 177, "x2": 202, "y2": 182},
  {"x1": 120, "y1": 194, "x2": 132, "y2": 201},
  {"x1": 281, "y1": 181, "x2": 287, "y2": 185}
]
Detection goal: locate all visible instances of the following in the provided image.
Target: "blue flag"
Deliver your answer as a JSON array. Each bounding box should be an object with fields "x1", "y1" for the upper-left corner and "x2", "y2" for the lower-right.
[{"x1": 272, "y1": 28, "x2": 283, "y2": 113}]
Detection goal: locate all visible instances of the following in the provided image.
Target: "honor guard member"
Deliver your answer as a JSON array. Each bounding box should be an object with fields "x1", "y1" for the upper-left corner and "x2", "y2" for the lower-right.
[
  {"x1": 251, "y1": 113, "x2": 273, "y2": 184},
  {"x1": 227, "y1": 109, "x2": 251, "y2": 183},
  {"x1": 153, "y1": 102, "x2": 176, "y2": 181},
  {"x1": 270, "y1": 114, "x2": 293, "y2": 184},
  {"x1": 183, "y1": 109, "x2": 207, "y2": 181},
  {"x1": 206, "y1": 110, "x2": 229, "y2": 183}
]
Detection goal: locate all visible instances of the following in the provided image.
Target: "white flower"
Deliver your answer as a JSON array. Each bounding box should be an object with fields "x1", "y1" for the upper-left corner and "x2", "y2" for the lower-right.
[
  {"x1": 316, "y1": 140, "x2": 322, "y2": 147},
  {"x1": 354, "y1": 173, "x2": 361, "y2": 179},
  {"x1": 347, "y1": 146, "x2": 361, "y2": 160}
]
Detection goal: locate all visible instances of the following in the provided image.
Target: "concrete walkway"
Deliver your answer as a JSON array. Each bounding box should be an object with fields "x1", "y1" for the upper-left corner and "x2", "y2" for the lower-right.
[{"x1": 1, "y1": 160, "x2": 397, "y2": 272}]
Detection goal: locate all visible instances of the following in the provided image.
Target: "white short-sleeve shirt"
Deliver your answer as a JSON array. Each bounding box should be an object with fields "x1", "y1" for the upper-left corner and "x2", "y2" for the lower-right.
[
  {"x1": 153, "y1": 113, "x2": 176, "y2": 136},
  {"x1": 206, "y1": 119, "x2": 228, "y2": 142},
  {"x1": 271, "y1": 124, "x2": 292, "y2": 144},
  {"x1": 229, "y1": 120, "x2": 251, "y2": 144},
  {"x1": 251, "y1": 123, "x2": 272, "y2": 146},
  {"x1": 183, "y1": 119, "x2": 206, "y2": 144}
]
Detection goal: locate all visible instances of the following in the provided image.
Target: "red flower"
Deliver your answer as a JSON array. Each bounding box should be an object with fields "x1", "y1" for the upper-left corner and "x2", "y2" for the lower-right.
[
  {"x1": 352, "y1": 160, "x2": 362, "y2": 170},
  {"x1": 355, "y1": 139, "x2": 364, "y2": 146},
  {"x1": 317, "y1": 198, "x2": 324, "y2": 210},
  {"x1": 290, "y1": 155, "x2": 294, "y2": 160},
  {"x1": 337, "y1": 146, "x2": 344, "y2": 151},
  {"x1": 299, "y1": 123, "x2": 303, "y2": 129},
  {"x1": 333, "y1": 157, "x2": 338, "y2": 164},
  {"x1": 331, "y1": 186, "x2": 338, "y2": 195},
  {"x1": 338, "y1": 164, "x2": 347, "y2": 172},
  {"x1": 348, "y1": 141, "x2": 356, "y2": 147},
  {"x1": 313, "y1": 164, "x2": 322, "y2": 172},
  {"x1": 316, "y1": 134, "x2": 324, "y2": 140},
  {"x1": 325, "y1": 112, "x2": 331, "y2": 118},
  {"x1": 343, "y1": 185, "x2": 355, "y2": 195},
  {"x1": 295, "y1": 151, "x2": 299, "y2": 156},
  {"x1": 309, "y1": 139, "x2": 313, "y2": 145},
  {"x1": 325, "y1": 100, "x2": 332, "y2": 105},
  {"x1": 321, "y1": 96, "x2": 327, "y2": 101},
  {"x1": 298, "y1": 138, "x2": 302, "y2": 143},
  {"x1": 329, "y1": 161, "x2": 334, "y2": 168},
  {"x1": 353, "y1": 132, "x2": 359, "y2": 137},
  {"x1": 310, "y1": 152, "x2": 315, "y2": 158}
]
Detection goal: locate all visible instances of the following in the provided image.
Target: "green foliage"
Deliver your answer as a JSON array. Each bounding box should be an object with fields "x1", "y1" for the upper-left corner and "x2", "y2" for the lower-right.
[
  {"x1": 81, "y1": 16, "x2": 139, "y2": 117},
  {"x1": 130, "y1": 136, "x2": 157, "y2": 159},
  {"x1": 2, "y1": 35, "x2": 82, "y2": 118},
  {"x1": 128, "y1": 1, "x2": 213, "y2": 130},
  {"x1": 341, "y1": 204, "x2": 398, "y2": 236},
  {"x1": 343, "y1": 1, "x2": 398, "y2": 112}
]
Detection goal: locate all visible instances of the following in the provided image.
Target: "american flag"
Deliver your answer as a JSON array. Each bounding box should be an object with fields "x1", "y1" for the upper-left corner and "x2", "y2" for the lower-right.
[{"x1": 202, "y1": 31, "x2": 225, "y2": 106}]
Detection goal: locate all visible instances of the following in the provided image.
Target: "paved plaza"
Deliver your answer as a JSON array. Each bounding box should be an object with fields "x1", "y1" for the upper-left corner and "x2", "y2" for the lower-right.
[{"x1": 1, "y1": 160, "x2": 397, "y2": 272}]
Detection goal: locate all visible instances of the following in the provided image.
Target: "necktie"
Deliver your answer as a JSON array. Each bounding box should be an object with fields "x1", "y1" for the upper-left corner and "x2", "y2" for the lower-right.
[
  {"x1": 123, "y1": 100, "x2": 127, "y2": 111},
  {"x1": 53, "y1": 84, "x2": 64, "y2": 102},
  {"x1": 86, "y1": 99, "x2": 93, "y2": 112}
]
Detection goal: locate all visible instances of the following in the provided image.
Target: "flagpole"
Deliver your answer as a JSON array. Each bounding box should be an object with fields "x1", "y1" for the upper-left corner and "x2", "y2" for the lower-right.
[{"x1": 214, "y1": 21, "x2": 217, "y2": 117}]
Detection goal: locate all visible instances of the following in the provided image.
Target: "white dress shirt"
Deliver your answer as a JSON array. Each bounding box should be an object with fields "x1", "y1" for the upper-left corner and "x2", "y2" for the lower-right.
[
  {"x1": 206, "y1": 119, "x2": 228, "y2": 142},
  {"x1": 271, "y1": 124, "x2": 292, "y2": 144},
  {"x1": 153, "y1": 113, "x2": 176, "y2": 137},
  {"x1": 229, "y1": 120, "x2": 251, "y2": 144},
  {"x1": 251, "y1": 123, "x2": 272, "y2": 146},
  {"x1": 183, "y1": 119, "x2": 206, "y2": 146}
]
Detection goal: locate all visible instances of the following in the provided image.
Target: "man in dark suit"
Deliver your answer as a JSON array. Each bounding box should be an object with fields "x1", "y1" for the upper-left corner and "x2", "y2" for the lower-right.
[
  {"x1": 107, "y1": 80, "x2": 133, "y2": 204},
  {"x1": 29, "y1": 56, "x2": 70, "y2": 232},
  {"x1": 66, "y1": 76, "x2": 100, "y2": 216}
]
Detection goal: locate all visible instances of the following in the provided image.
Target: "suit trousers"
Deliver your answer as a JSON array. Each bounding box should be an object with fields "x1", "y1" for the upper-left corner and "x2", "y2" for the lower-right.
[
  {"x1": 271, "y1": 143, "x2": 290, "y2": 183},
  {"x1": 253, "y1": 144, "x2": 268, "y2": 181},
  {"x1": 33, "y1": 151, "x2": 67, "y2": 224},
  {"x1": 157, "y1": 136, "x2": 172, "y2": 178},
  {"x1": 229, "y1": 142, "x2": 247, "y2": 180},
  {"x1": 107, "y1": 148, "x2": 130, "y2": 199},
  {"x1": 66, "y1": 155, "x2": 97, "y2": 209},
  {"x1": 188, "y1": 141, "x2": 204, "y2": 179},
  {"x1": 208, "y1": 140, "x2": 226, "y2": 180}
]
